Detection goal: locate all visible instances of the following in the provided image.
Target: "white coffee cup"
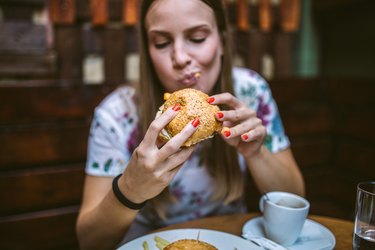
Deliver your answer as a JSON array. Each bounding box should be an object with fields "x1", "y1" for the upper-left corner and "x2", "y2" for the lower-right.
[{"x1": 259, "y1": 191, "x2": 310, "y2": 246}]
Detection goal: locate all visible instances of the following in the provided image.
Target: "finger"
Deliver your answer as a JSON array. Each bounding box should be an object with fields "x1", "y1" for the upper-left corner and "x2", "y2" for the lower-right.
[
  {"x1": 221, "y1": 126, "x2": 232, "y2": 139},
  {"x1": 141, "y1": 104, "x2": 181, "y2": 148},
  {"x1": 217, "y1": 126, "x2": 237, "y2": 148},
  {"x1": 222, "y1": 117, "x2": 262, "y2": 139},
  {"x1": 154, "y1": 145, "x2": 195, "y2": 178},
  {"x1": 162, "y1": 162, "x2": 184, "y2": 184},
  {"x1": 158, "y1": 118, "x2": 200, "y2": 159},
  {"x1": 163, "y1": 145, "x2": 196, "y2": 172},
  {"x1": 207, "y1": 92, "x2": 244, "y2": 109},
  {"x1": 241, "y1": 126, "x2": 267, "y2": 142},
  {"x1": 215, "y1": 108, "x2": 256, "y2": 124}
]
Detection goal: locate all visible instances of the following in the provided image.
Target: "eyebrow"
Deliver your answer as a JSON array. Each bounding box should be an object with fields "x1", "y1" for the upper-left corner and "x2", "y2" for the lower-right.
[{"x1": 148, "y1": 24, "x2": 211, "y2": 36}]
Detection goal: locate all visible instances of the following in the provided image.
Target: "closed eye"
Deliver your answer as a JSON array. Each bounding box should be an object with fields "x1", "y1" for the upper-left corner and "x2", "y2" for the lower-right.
[
  {"x1": 190, "y1": 38, "x2": 206, "y2": 44},
  {"x1": 154, "y1": 42, "x2": 170, "y2": 49}
]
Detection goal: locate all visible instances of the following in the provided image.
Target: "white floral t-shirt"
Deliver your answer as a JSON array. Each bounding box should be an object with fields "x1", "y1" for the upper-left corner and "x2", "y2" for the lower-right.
[{"x1": 85, "y1": 67, "x2": 290, "y2": 236}]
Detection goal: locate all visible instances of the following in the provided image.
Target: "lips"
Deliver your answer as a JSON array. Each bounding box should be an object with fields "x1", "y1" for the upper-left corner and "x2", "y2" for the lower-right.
[{"x1": 180, "y1": 71, "x2": 201, "y2": 86}]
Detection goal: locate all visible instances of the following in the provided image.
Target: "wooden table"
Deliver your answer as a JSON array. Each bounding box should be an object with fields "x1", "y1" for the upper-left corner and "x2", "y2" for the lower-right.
[{"x1": 157, "y1": 213, "x2": 354, "y2": 249}]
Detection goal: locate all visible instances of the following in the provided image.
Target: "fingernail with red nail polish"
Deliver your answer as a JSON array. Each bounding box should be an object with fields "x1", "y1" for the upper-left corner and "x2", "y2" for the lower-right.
[
  {"x1": 242, "y1": 134, "x2": 249, "y2": 141},
  {"x1": 217, "y1": 112, "x2": 224, "y2": 119},
  {"x1": 207, "y1": 97, "x2": 215, "y2": 104},
  {"x1": 172, "y1": 103, "x2": 181, "y2": 111},
  {"x1": 191, "y1": 118, "x2": 200, "y2": 128},
  {"x1": 223, "y1": 130, "x2": 231, "y2": 138}
]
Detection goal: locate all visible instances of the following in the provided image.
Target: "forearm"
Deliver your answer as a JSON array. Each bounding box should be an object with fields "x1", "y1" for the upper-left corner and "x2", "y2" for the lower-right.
[
  {"x1": 76, "y1": 189, "x2": 138, "y2": 250},
  {"x1": 245, "y1": 146, "x2": 305, "y2": 196}
]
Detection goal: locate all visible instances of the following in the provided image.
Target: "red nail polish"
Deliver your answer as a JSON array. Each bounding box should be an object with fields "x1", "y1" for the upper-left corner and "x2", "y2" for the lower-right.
[
  {"x1": 242, "y1": 134, "x2": 249, "y2": 141},
  {"x1": 217, "y1": 112, "x2": 224, "y2": 119},
  {"x1": 207, "y1": 97, "x2": 215, "y2": 104},
  {"x1": 172, "y1": 103, "x2": 181, "y2": 111},
  {"x1": 223, "y1": 130, "x2": 231, "y2": 138},
  {"x1": 191, "y1": 118, "x2": 200, "y2": 128}
]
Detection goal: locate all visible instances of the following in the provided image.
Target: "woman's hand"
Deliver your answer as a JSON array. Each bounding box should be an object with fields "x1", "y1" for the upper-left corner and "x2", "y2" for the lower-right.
[
  {"x1": 120, "y1": 104, "x2": 198, "y2": 204},
  {"x1": 208, "y1": 93, "x2": 266, "y2": 158}
]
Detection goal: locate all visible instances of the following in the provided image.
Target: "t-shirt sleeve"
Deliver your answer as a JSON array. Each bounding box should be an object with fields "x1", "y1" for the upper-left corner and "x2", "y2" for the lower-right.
[
  {"x1": 85, "y1": 87, "x2": 140, "y2": 176},
  {"x1": 233, "y1": 67, "x2": 290, "y2": 153}
]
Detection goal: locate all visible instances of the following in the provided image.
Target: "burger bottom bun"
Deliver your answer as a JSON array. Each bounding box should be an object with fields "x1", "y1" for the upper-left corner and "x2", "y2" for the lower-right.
[{"x1": 164, "y1": 239, "x2": 218, "y2": 250}]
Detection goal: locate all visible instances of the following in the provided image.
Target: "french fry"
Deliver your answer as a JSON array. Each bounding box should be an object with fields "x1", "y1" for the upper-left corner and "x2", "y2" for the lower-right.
[
  {"x1": 154, "y1": 235, "x2": 170, "y2": 246},
  {"x1": 155, "y1": 242, "x2": 165, "y2": 250},
  {"x1": 154, "y1": 235, "x2": 170, "y2": 249},
  {"x1": 142, "y1": 241, "x2": 149, "y2": 250}
]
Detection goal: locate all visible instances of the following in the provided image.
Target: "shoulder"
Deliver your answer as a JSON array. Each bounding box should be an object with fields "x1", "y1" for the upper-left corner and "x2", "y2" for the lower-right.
[
  {"x1": 97, "y1": 85, "x2": 136, "y2": 112},
  {"x1": 232, "y1": 66, "x2": 269, "y2": 89},
  {"x1": 232, "y1": 67, "x2": 271, "y2": 107},
  {"x1": 91, "y1": 85, "x2": 139, "y2": 145},
  {"x1": 94, "y1": 85, "x2": 138, "y2": 121}
]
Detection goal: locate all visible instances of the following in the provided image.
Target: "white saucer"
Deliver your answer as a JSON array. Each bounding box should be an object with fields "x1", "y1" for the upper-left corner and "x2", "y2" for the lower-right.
[{"x1": 242, "y1": 216, "x2": 336, "y2": 250}]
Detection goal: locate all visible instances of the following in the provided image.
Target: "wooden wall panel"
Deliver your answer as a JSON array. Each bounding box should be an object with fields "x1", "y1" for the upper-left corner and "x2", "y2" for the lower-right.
[
  {"x1": 281, "y1": 104, "x2": 333, "y2": 136},
  {"x1": 334, "y1": 141, "x2": 375, "y2": 178},
  {"x1": 328, "y1": 79, "x2": 375, "y2": 106},
  {"x1": 305, "y1": 172, "x2": 358, "y2": 219},
  {"x1": 0, "y1": 82, "x2": 116, "y2": 125},
  {"x1": 270, "y1": 78, "x2": 327, "y2": 105},
  {"x1": 54, "y1": 26, "x2": 83, "y2": 81},
  {"x1": 49, "y1": 0, "x2": 76, "y2": 24},
  {"x1": 89, "y1": 0, "x2": 109, "y2": 26},
  {"x1": 0, "y1": 122, "x2": 89, "y2": 169},
  {"x1": 273, "y1": 32, "x2": 293, "y2": 77},
  {"x1": 269, "y1": 78, "x2": 375, "y2": 221},
  {"x1": 290, "y1": 135, "x2": 333, "y2": 167},
  {"x1": 0, "y1": 206, "x2": 79, "y2": 250},
  {"x1": 0, "y1": 165, "x2": 84, "y2": 216},
  {"x1": 334, "y1": 110, "x2": 375, "y2": 141},
  {"x1": 0, "y1": 53, "x2": 57, "y2": 78},
  {"x1": 0, "y1": 22, "x2": 48, "y2": 54},
  {"x1": 104, "y1": 27, "x2": 125, "y2": 84}
]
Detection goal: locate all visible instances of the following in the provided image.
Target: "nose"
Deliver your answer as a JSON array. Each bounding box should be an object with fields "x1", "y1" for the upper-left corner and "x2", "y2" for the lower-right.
[{"x1": 172, "y1": 42, "x2": 191, "y2": 68}]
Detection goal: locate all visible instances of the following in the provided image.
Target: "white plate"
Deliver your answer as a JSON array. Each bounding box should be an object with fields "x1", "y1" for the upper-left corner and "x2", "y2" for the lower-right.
[
  {"x1": 118, "y1": 228, "x2": 264, "y2": 250},
  {"x1": 242, "y1": 216, "x2": 336, "y2": 250}
]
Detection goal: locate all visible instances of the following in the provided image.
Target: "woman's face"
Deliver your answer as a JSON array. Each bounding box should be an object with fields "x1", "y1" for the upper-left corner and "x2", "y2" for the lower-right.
[{"x1": 145, "y1": 0, "x2": 223, "y2": 94}]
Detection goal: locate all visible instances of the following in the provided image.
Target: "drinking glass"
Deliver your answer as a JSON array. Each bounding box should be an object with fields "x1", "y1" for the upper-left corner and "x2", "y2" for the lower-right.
[{"x1": 353, "y1": 181, "x2": 375, "y2": 250}]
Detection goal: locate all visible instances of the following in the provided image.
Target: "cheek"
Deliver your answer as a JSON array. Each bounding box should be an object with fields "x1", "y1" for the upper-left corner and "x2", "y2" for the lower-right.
[
  {"x1": 197, "y1": 39, "x2": 222, "y2": 66},
  {"x1": 149, "y1": 48, "x2": 170, "y2": 77},
  {"x1": 149, "y1": 47, "x2": 161, "y2": 68}
]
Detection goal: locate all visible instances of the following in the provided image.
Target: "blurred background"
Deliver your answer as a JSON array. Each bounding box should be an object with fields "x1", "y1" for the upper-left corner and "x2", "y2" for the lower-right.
[{"x1": 0, "y1": 0, "x2": 374, "y2": 249}]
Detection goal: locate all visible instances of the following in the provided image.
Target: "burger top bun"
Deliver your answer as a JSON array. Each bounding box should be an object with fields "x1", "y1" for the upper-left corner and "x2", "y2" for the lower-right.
[
  {"x1": 158, "y1": 88, "x2": 222, "y2": 147},
  {"x1": 164, "y1": 239, "x2": 218, "y2": 250}
]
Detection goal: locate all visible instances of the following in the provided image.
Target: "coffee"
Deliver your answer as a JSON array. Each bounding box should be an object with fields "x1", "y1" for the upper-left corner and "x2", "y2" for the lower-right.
[{"x1": 275, "y1": 198, "x2": 305, "y2": 208}]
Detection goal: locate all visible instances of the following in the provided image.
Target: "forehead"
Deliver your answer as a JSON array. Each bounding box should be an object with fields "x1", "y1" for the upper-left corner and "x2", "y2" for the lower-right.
[{"x1": 145, "y1": 0, "x2": 217, "y2": 31}]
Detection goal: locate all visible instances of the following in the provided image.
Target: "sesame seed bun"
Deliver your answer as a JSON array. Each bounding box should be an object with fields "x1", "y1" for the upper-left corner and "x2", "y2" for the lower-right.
[
  {"x1": 163, "y1": 239, "x2": 218, "y2": 250},
  {"x1": 158, "y1": 88, "x2": 222, "y2": 147}
]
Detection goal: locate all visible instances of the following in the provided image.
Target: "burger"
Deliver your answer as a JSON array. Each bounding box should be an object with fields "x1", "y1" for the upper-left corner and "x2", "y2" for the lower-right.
[
  {"x1": 158, "y1": 88, "x2": 222, "y2": 147},
  {"x1": 163, "y1": 239, "x2": 218, "y2": 250}
]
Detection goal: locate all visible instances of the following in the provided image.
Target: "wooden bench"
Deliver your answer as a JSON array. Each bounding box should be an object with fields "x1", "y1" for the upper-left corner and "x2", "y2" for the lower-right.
[{"x1": 0, "y1": 81, "x2": 117, "y2": 249}]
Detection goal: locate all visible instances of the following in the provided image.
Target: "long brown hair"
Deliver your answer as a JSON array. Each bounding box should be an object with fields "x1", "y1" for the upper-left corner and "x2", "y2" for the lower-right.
[{"x1": 137, "y1": 0, "x2": 243, "y2": 211}]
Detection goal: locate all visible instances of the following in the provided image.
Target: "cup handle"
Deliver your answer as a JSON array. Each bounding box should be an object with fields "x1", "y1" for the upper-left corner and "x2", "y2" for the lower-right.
[{"x1": 259, "y1": 195, "x2": 265, "y2": 213}]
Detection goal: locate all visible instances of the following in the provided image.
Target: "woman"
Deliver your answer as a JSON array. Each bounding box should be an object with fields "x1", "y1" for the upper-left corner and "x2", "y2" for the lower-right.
[{"x1": 76, "y1": 0, "x2": 305, "y2": 249}]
